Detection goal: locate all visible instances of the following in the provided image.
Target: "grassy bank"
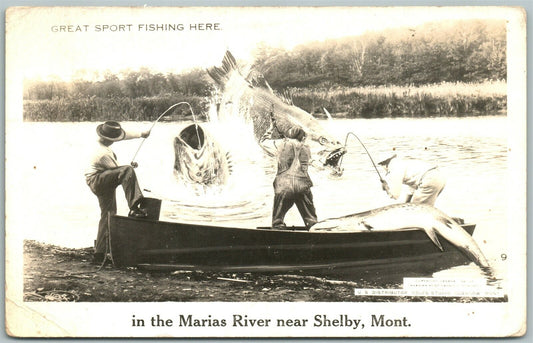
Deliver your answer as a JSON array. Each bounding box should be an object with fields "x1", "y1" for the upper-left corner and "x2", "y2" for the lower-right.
[
  {"x1": 22, "y1": 81, "x2": 506, "y2": 121},
  {"x1": 23, "y1": 94, "x2": 207, "y2": 122},
  {"x1": 292, "y1": 80, "x2": 507, "y2": 118}
]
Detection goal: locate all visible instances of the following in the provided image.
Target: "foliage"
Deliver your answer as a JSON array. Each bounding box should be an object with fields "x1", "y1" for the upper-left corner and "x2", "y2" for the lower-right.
[
  {"x1": 22, "y1": 19, "x2": 507, "y2": 121},
  {"x1": 290, "y1": 81, "x2": 507, "y2": 118},
  {"x1": 24, "y1": 95, "x2": 207, "y2": 122},
  {"x1": 25, "y1": 68, "x2": 212, "y2": 100},
  {"x1": 252, "y1": 19, "x2": 506, "y2": 88}
]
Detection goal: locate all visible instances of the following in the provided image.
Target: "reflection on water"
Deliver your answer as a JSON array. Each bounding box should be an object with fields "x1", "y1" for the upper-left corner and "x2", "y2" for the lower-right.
[{"x1": 11, "y1": 116, "x2": 508, "y2": 285}]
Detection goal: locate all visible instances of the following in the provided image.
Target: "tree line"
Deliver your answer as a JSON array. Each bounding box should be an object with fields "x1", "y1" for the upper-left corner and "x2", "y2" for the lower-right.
[
  {"x1": 252, "y1": 19, "x2": 506, "y2": 89},
  {"x1": 24, "y1": 68, "x2": 212, "y2": 101},
  {"x1": 23, "y1": 19, "x2": 506, "y2": 121}
]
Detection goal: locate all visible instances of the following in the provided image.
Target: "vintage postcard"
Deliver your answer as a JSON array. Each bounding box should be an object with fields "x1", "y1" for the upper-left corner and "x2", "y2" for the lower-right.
[{"x1": 5, "y1": 6, "x2": 526, "y2": 337}]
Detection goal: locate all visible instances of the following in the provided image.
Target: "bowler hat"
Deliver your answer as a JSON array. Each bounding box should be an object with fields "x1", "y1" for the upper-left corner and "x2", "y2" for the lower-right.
[{"x1": 96, "y1": 121, "x2": 125, "y2": 141}]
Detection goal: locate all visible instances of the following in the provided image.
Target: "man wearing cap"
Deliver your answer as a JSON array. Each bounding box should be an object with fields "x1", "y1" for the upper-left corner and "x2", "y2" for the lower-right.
[
  {"x1": 85, "y1": 121, "x2": 151, "y2": 262},
  {"x1": 378, "y1": 154, "x2": 446, "y2": 206},
  {"x1": 259, "y1": 123, "x2": 318, "y2": 229}
]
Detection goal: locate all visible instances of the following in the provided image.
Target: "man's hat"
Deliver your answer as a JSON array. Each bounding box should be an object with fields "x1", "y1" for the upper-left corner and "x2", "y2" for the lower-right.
[
  {"x1": 377, "y1": 153, "x2": 397, "y2": 166},
  {"x1": 96, "y1": 121, "x2": 125, "y2": 141},
  {"x1": 287, "y1": 126, "x2": 306, "y2": 141}
]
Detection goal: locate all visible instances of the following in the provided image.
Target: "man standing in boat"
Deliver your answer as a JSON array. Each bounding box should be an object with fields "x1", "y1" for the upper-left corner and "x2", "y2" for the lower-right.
[
  {"x1": 260, "y1": 121, "x2": 318, "y2": 230},
  {"x1": 85, "y1": 121, "x2": 151, "y2": 263},
  {"x1": 378, "y1": 154, "x2": 446, "y2": 206}
]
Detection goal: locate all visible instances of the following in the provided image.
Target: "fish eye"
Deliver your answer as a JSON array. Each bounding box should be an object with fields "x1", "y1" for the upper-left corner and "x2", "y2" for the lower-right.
[{"x1": 318, "y1": 137, "x2": 328, "y2": 145}]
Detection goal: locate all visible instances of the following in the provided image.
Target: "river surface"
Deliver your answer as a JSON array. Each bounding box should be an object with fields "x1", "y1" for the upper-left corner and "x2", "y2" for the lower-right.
[{"x1": 10, "y1": 116, "x2": 508, "y2": 284}]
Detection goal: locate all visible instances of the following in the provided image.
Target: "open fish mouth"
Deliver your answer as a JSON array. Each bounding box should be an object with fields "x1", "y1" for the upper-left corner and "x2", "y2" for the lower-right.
[
  {"x1": 173, "y1": 124, "x2": 232, "y2": 186},
  {"x1": 322, "y1": 147, "x2": 347, "y2": 168}
]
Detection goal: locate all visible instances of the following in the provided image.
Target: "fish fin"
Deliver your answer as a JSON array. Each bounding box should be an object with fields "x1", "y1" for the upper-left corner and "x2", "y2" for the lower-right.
[
  {"x1": 441, "y1": 217, "x2": 454, "y2": 226},
  {"x1": 361, "y1": 220, "x2": 373, "y2": 231},
  {"x1": 247, "y1": 70, "x2": 274, "y2": 93},
  {"x1": 426, "y1": 227, "x2": 444, "y2": 251},
  {"x1": 207, "y1": 51, "x2": 240, "y2": 88},
  {"x1": 323, "y1": 107, "x2": 333, "y2": 120}
]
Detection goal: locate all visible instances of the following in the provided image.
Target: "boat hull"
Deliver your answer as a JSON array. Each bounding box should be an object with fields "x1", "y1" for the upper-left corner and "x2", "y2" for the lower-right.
[{"x1": 108, "y1": 215, "x2": 476, "y2": 279}]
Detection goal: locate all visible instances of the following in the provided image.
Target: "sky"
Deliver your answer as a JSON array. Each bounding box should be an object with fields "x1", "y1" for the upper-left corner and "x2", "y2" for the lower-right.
[{"x1": 6, "y1": 6, "x2": 513, "y2": 81}]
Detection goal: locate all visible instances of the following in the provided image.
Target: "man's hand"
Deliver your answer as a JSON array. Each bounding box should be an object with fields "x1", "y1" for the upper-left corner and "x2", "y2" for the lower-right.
[
  {"x1": 141, "y1": 129, "x2": 151, "y2": 138},
  {"x1": 381, "y1": 180, "x2": 390, "y2": 194},
  {"x1": 267, "y1": 122, "x2": 275, "y2": 134},
  {"x1": 261, "y1": 123, "x2": 274, "y2": 140}
]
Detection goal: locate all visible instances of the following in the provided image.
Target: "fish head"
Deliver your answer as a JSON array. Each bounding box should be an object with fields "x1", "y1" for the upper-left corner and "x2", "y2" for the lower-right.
[
  {"x1": 315, "y1": 142, "x2": 347, "y2": 172},
  {"x1": 269, "y1": 103, "x2": 347, "y2": 173}
]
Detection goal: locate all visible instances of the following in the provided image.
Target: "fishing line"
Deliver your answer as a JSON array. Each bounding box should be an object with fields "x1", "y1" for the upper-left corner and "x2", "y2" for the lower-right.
[
  {"x1": 340, "y1": 132, "x2": 384, "y2": 182},
  {"x1": 130, "y1": 101, "x2": 201, "y2": 167}
]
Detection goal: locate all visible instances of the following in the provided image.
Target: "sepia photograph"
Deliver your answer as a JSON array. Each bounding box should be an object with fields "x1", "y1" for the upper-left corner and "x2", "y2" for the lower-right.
[{"x1": 5, "y1": 5, "x2": 527, "y2": 337}]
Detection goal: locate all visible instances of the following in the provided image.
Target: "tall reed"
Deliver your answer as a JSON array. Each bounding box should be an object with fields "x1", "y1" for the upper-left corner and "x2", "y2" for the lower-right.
[
  {"x1": 24, "y1": 95, "x2": 207, "y2": 122},
  {"x1": 291, "y1": 80, "x2": 507, "y2": 118}
]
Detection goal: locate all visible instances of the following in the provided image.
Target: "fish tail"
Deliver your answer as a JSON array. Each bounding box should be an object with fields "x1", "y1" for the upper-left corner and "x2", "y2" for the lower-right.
[
  {"x1": 436, "y1": 214, "x2": 491, "y2": 270},
  {"x1": 426, "y1": 227, "x2": 444, "y2": 251},
  {"x1": 207, "y1": 51, "x2": 239, "y2": 87}
]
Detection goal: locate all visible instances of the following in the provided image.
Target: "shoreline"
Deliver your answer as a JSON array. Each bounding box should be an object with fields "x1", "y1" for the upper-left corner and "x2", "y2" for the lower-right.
[
  {"x1": 22, "y1": 81, "x2": 507, "y2": 121},
  {"x1": 21, "y1": 112, "x2": 507, "y2": 123},
  {"x1": 23, "y1": 240, "x2": 506, "y2": 303}
]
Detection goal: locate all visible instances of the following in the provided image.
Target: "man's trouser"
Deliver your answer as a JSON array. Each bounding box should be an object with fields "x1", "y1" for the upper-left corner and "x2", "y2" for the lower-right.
[
  {"x1": 411, "y1": 168, "x2": 446, "y2": 206},
  {"x1": 272, "y1": 188, "x2": 318, "y2": 229},
  {"x1": 88, "y1": 166, "x2": 143, "y2": 254}
]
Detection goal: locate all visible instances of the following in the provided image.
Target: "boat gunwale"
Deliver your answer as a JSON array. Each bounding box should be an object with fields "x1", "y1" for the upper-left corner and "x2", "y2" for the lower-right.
[{"x1": 111, "y1": 214, "x2": 475, "y2": 235}]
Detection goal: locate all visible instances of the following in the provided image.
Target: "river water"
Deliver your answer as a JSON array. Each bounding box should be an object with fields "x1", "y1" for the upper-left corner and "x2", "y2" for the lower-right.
[{"x1": 10, "y1": 115, "x2": 508, "y2": 283}]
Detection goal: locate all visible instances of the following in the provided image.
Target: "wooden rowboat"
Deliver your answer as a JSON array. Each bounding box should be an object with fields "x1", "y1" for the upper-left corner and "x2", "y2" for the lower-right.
[{"x1": 107, "y1": 199, "x2": 476, "y2": 279}]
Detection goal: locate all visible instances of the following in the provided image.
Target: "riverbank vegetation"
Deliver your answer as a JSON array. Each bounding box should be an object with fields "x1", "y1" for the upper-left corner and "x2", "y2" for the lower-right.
[
  {"x1": 23, "y1": 19, "x2": 506, "y2": 121},
  {"x1": 291, "y1": 80, "x2": 506, "y2": 118}
]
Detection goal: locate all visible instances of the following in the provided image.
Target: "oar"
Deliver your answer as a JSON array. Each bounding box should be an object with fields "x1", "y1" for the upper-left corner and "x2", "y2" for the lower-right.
[{"x1": 130, "y1": 101, "x2": 201, "y2": 168}]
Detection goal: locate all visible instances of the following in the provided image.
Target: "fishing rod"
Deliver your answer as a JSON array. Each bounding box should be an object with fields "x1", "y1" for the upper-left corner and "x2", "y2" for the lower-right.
[
  {"x1": 341, "y1": 132, "x2": 384, "y2": 182},
  {"x1": 130, "y1": 101, "x2": 201, "y2": 168}
]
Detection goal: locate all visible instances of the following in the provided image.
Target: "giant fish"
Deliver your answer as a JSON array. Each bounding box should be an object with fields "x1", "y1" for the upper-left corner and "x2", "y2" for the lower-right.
[
  {"x1": 207, "y1": 51, "x2": 346, "y2": 172},
  {"x1": 173, "y1": 123, "x2": 232, "y2": 186},
  {"x1": 311, "y1": 203, "x2": 491, "y2": 270}
]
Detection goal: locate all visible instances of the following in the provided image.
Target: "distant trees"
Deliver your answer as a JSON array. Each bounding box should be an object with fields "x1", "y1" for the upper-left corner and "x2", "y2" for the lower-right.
[
  {"x1": 25, "y1": 19, "x2": 505, "y2": 101},
  {"x1": 23, "y1": 68, "x2": 212, "y2": 121},
  {"x1": 23, "y1": 19, "x2": 507, "y2": 121},
  {"x1": 24, "y1": 68, "x2": 212, "y2": 101},
  {"x1": 252, "y1": 19, "x2": 506, "y2": 89}
]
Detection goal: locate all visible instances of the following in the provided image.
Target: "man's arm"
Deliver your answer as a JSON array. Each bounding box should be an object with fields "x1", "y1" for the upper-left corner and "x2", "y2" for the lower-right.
[
  {"x1": 98, "y1": 154, "x2": 119, "y2": 169},
  {"x1": 92, "y1": 146, "x2": 119, "y2": 170},
  {"x1": 124, "y1": 128, "x2": 151, "y2": 140},
  {"x1": 383, "y1": 163, "x2": 403, "y2": 199},
  {"x1": 259, "y1": 124, "x2": 280, "y2": 157}
]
